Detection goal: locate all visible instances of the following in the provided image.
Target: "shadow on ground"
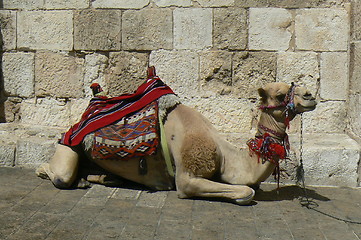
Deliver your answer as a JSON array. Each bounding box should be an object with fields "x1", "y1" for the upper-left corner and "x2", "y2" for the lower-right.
[{"x1": 255, "y1": 185, "x2": 330, "y2": 202}]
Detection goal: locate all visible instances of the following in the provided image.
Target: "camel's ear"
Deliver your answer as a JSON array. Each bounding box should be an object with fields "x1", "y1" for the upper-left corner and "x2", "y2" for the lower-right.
[{"x1": 258, "y1": 88, "x2": 267, "y2": 103}]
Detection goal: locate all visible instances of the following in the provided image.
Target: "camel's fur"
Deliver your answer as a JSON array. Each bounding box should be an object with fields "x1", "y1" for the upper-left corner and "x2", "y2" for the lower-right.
[{"x1": 36, "y1": 82, "x2": 316, "y2": 205}]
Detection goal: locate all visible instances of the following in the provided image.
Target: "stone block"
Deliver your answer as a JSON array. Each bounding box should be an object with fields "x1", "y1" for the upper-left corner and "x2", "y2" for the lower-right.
[
  {"x1": 303, "y1": 101, "x2": 347, "y2": 133},
  {"x1": 238, "y1": 0, "x2": 347, "y2": 8},
  {"x1": 105, "y1": 51, "x2": 149, "y2": 96},
  {"x1": 2, "y1": 52, "x2": 34, "y2": 97},
  {"x1": 302, "y1": 134, "x2": 360, "y2": 187},
  {"x1": 15, "y1": 137, "x2": 57, "y2": 168},
  {"x1": 74, "y1": 9, "x2": 121, "y2": 50},
  {"x1": 136, "y1": 191, "x2": 168, "y2": 208},
  {"x1": 348, "y1": 94, "x2": 361, "y2": 139},
  {"x1": 153, "y1": 0, "x2": 192, "y2": 7},
  {"x1": 149, "y1": 50, "x2": 199, "y2": 98},
  {"x1": 19, "y1": 98, "x2": 71, "y2": 128},
  {"x1": 92, "y1": 0, "x2": 149, "y2": 9},
  {"x1": 350, "y1": 42, "x2": 361, "y2": 94},
  {"x1": 122, "y1": 9, "x2": 172, "y2": 50},
  {"x1": 84, "y1": 53, "x2": 108, "y2": 98},
  {"x1": 196, "y1": 0, "x2": 234, "y2": 7},
  {"x1": 174, "y1": 8, "x2": 212, "y2": 50},
  {"x1": 69, "y1": 99, "x2": 90, "y2": 125},
  {"x1": 232, "y1": 51, "x2": 277, "y2": 99},
  {"x1": 249, "y1": 8, "x2": 292, "y2": 51},
  {"x1": 35, "y1": 51, "x2": 84, "y2": 98},
  {"x1": 3, "y1": 97, "x2": 22, "y2": 123},
  {"x1": 0, "y1": 144, "x2": 15, "y2": 167},
  {"x1": 213, "y1": 8, "x2": 247, "y2": 50},
  {"x1": 45, "y1": 0, "x2": 89, "y2": 9},
  {"x1": 320, "y1": 52, "x2": 348, "y2": 100},
  {"x1": 199, "y1": 51, "x2": 233, "y2": 96},
  {"x1": 234, "y1": 0, "x2": 268, "y2": 7},
  {"x1": 0, "y1": 10, "x2": 16, "y2": 50},
  {"x1": 17, "y1": 10, "x2": 73, "y2": 50},
  {"x1": 184, "y1": 96, "x2": 253, "y2": 133},
  {"x1": 277, "y1": 52, "x2": 319, "y2": 96},
  {"x1": 352, "y1": 1, "x2": 361, "y2": 40},
  {"x1": 295, "y1": 9, "x2": 349, "y2": 51},
  {"x1": 3, "y1": 0, "x2": 44, "y2": 9}
]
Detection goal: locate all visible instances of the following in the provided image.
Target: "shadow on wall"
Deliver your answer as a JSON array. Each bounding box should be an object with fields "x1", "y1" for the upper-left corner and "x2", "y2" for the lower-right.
[{"x1": 0, "y1": 0, "x2": 5, "y2": 122}]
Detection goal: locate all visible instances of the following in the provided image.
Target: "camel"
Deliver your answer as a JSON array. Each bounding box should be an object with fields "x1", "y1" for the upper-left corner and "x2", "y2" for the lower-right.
[{"x1": 36, "y1": 70, "x2": 316, "y2": 205}]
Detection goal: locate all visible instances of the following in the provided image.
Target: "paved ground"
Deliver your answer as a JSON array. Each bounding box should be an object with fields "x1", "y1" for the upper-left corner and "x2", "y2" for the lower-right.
[{"x1": 1, "y1": 167, "x2": 361, "y2": 240}]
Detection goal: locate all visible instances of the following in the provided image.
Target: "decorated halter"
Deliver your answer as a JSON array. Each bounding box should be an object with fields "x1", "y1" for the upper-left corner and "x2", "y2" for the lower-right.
[
  {"x1": 247, "y1": 83, "x2": 297, "y2": 188},
  {"x1": 259, "y1": 82, "x2": 297, "y2": 128}
]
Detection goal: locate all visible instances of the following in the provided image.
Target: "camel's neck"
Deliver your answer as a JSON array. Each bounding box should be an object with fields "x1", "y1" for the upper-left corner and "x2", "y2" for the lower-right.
[
  {"x1": 256, "y1": 112, "x2": 287, "y2": 142},
  {"x1": 220, "y1": 111, "x2": 289, "y2": 186}
]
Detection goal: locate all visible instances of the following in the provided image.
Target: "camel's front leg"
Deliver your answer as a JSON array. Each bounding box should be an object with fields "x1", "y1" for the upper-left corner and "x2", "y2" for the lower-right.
[
  {"x1": 36, "y1": 144, "x2": 79, "y2": 189},
  {"x1": 176, "y1": 171, "x2": 255, "y2": 205}
]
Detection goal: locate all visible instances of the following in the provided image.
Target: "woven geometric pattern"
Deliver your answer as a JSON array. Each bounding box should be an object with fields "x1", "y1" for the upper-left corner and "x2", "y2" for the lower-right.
[{"x1": 91, "y1": 101, "x2": 159, "y2": 161}]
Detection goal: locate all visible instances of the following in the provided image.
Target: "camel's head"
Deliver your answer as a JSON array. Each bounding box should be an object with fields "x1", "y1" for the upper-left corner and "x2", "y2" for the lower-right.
[{"x1": 258, "y1": 82, "x2": 317, "y2": 122}]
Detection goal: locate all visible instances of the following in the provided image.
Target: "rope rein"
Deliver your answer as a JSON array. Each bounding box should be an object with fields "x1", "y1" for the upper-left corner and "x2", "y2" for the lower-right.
[{"x1": 297, "y1": 113, "x2": 361, "y2": 225}]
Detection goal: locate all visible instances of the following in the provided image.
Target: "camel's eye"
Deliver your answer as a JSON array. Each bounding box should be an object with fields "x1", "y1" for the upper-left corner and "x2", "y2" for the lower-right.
[{"x1": 276, "y1": 94, "x2": 286, "y2": 102}]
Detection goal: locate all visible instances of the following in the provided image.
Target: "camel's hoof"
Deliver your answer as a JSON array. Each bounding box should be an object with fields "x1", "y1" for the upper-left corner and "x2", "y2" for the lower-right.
[
  {"x1": 233, "y1": 189, "x2": 255, "y2": 206},
  {"x1": 35, "y1": 164, "x2": 50, "y2": 180}
]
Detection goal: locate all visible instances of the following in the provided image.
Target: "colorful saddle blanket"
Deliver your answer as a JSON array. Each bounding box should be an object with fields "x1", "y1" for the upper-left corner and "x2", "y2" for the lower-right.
[
  {"x1": 59, "y1": 77, "x2": 174, "y2": 146},
  {"x1": 92, "y1": 101, "x2": 159, "y2": 161}
]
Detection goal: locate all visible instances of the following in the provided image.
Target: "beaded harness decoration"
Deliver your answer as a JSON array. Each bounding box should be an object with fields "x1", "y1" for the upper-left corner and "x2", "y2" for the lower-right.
[{"x1": 247, "y1": 83, "x2": 297, "y2": 187}]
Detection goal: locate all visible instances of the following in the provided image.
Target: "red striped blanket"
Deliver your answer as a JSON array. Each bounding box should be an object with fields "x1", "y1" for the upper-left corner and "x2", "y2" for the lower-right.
[{"x1": 60, "y1": 77, "x2": 175, "y2": 146}]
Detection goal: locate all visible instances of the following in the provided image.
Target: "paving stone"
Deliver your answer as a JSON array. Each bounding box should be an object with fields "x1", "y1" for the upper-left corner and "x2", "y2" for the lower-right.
[
  {"x1": 122, "y1": 9, "x2": 172, "y2": 50},
  {"x1": 85, "y1": 199, "x2": 134, "y2": 240},
  {"x1": 1, "y1": 167, "x2": 361, "y2": 239},
  {"x1": 111, "y1": 188, "x2": 142, "y2": 200},
  {"x1": 295, "y1": 8, "x2": 349, "y2": 51},
  {"x1": 136, "y1": 191, "x2": 168, "y2": 208},
  {"x1": 74, "y1": 9, "x2": 121, "y2": 50},
  {"x1": 17, "y1": 10, "x2": 73, "y2": 50},
  {"x1": 174, "y1": 8, "x2": 212, "y2": 50},
  {"x1": 249, "y1": 8, "x2": 292, "y2": 51}
]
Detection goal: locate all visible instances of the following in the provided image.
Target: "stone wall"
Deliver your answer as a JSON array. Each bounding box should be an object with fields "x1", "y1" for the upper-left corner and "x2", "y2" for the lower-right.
[{"x1": 0, "y1": 0, "x2": 360, "y2": 186}]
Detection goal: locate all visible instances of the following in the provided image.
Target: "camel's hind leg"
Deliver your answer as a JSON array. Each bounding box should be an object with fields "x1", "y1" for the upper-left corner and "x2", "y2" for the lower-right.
[
  {"x1": 174, "y1": 133, "x2": 255, "y2": 205},
  {"x1": 36, "y1": 144, "x2": 79, "y2": 189}
]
